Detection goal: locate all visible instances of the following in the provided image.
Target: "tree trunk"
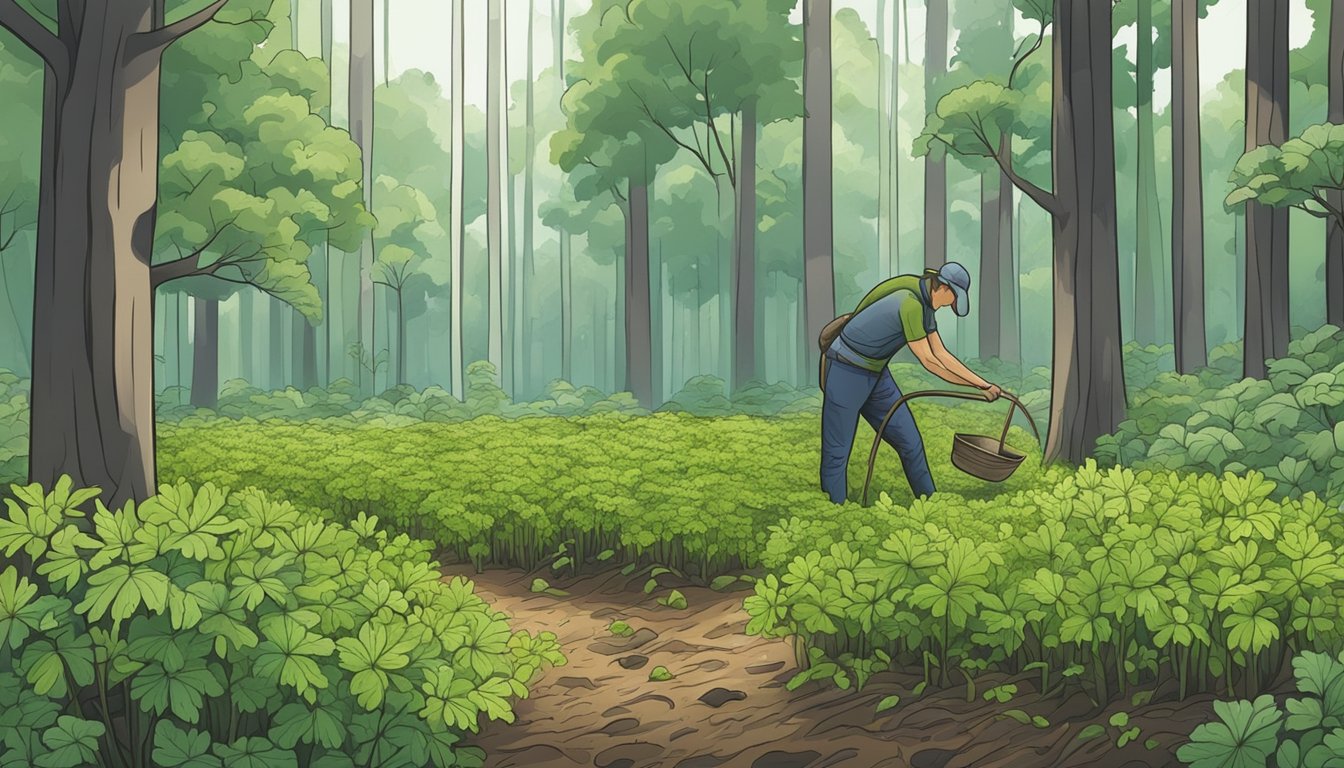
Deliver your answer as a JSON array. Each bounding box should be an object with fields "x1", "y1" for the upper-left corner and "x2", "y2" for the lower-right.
[
  {"x1": 302, "y1": 317, "x2": 318, "y2": 389},
  {"x1": 522, "y1": 0, "x2": 536, "y2": 396},
  {"x1": 321, "y1": 0, "x2": 333, "y2": 122},
  {"x1": 450, "y1": 0, "x2": 465, "y2": 396},
  {"x1": 979, "y1": 172, "x2": 1003, "y2": 360},
  {"x1": 1043, "y1": 0, "x2": 1127, "y2": 463},
  {"x1": 1172, "y1": 0, "x2": 1208, "y2": 372},
  {"x1": 923, "y1": 0, "x2": 948, "y2": 270},
  {"x1": 396, "y1": 289, "x2": 406, "y2": 385},
  {"x1": 1328, "y1": 0, "x2": 1344, "y2": 327},
  {"x1": 486, "y1": 0, "x2": 505, "y2": 381},
  {"x1": 350, "y1": 0, "x2": 375, "y2": 392},
  {"x1": 1134, "y1": 0, "x2": 1170, "y2": 346},
  {"x1": 290, "y1": 309, "x2": 306, "y2": 388},
  {"x1": 190, "y1": 298, "x2": 219, "y2": 408},
  {"x1": 561, "y1": 236, "x2": 573, "y2": 383},
  {"x1": 382, "y1": 0, "x2": 390, "y2": 85},
  {"x1": 624, "y1": 182, "x2": 653, "y2": 407},
  {"x1": 18, "y1": 0, "x2": 224, "y2": 505},
  {"x1": 268, "y1": 299, "x2": 284, "y2": 388},
  {"x1": 1244, "y1": 0, "x2": 1291, "y2": 378},
  {"x1": 733, "y1": 100, "x2": 759, "y2": 386},
  {"x1": 239, "y1": 290, "x2": 254, "y2": 383},
  {"x1": 889, "y1": 0, "x2": 901, "y2": 274},
  {"x1": 877, "y1": 0, "x2": 891, "y2": 277},
  {"x1": 802, "y1": 0, "x2": 835, "y2": 379},
  {"x1": 998, "y1": 177, "x2": 1019, "y2": 363}
]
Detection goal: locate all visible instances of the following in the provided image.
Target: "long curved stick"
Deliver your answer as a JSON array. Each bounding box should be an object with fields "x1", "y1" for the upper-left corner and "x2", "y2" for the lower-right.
[{"x1": 859, "y1": 389, "x2": 1043, "y2": 506}]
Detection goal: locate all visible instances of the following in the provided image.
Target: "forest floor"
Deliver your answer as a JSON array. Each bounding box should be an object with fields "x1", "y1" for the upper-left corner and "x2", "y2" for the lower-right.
[{"x1": 447, "y1": 565, "x2": 1231, "y2": 768}]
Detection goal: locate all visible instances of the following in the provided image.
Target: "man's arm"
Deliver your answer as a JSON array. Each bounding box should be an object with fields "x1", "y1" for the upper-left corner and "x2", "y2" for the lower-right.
[{"x1": 907, "y1": 334, "x2": 1001, "y2": 399}]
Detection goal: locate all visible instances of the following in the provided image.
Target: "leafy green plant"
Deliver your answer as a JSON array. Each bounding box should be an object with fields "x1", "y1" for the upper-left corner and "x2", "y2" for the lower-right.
[
  {"x1": 607, "y1": 621, "x2": 634, "y2": 638},
  {"x1": 648, "y1": 666, "x2": 673, "y2": 682},
  {"x1": 1179, "y1": 651, "x2": 1344, "y2": 768},
  {"x1": 0, "y1": 478, "x2": 563, "y2": 768}
]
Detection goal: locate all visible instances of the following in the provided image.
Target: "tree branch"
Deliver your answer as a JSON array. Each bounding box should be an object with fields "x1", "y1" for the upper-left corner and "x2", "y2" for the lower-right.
[
  {"x1": 0, "y1": 0, "x2": 67, "y2": 79},
  {"x1": 126, "y1": 0, "x2": 228, "y2": 63},
  {"x1": 151, "y1": 252, "x2": 223, "y2": 288},
  {"x1": 993, "y1": 134, "x2": 1058, "y2": 217},
  {"x1": 630, "y1": 86, "x2": 719, "y2": 177}
]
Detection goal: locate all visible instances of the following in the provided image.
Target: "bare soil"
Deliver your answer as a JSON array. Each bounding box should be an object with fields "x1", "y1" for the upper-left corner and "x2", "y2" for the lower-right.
[{"x1": 450, "y1": 566, "x2": 1217, "y2": 768}]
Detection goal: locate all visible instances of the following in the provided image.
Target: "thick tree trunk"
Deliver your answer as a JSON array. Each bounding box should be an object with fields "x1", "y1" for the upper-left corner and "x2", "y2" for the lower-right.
[
  {"x1": 1043, "y1": 0, "x2": 1127, "y2": 464},
  {"x1": 802, "y1": 0, "x2": 836, "y2": 379},
  {"x1": 1243, "y1": 0, "x2": 1291, "y2": 378},
  {"x1": 1134, "y1": 0, "x2": 1170, "y2": 346},
  {"x1": 923, "y1": 0, "x2": 948, "y2": 270},
  {"x1": 624, "y1": 182, "x2": 653, "y2": 407},
  {"x1": 350, "y1": 0, "x2": 375, "y2": 391},
  {"x1": 1172, "y1": 0, "x2": 1208, "y2": 372},
  {"x1": 190, "y1": 298, "x2": 219, "y2": 408},
  {"x1": 22, "y1": 1, "x2": 206, "y2": 506},
  {"x1": 449, "y1": 0, "x2": 465, "y2": 395},
  {"x1": 733, "y1": 101, "x2": 759, "y2": 386},
  {"x1": 979, "y1": 172, "x2": 1003, "y2": 360},
  {"x1": 486, "y1": 0, "x2": 505, "y2": 380},
  {"x1": 1328, "y1": 0, "x2": 1344, "y2": 327}
]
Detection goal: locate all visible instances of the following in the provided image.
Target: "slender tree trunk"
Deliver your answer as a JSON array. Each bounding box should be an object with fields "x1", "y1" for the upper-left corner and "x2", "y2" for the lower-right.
[
  {"x1": 17, "y1": 0, "x2": 225, "y2": 505},
  {"x1": 291, "y1": 308, "x2": 305, "y2": 388},
  {"x1": 522, "y1": 0, "x2": 536, "y2": 396},
  {"x1": 1243, "y1": 0, "x2": 1291, "y2": 378},
  {"x1": 450, "y1": 0, "x2": 465, "y2": 395},
  {"x1": 552, "y1": 0, "x2": 571, "y2": 384},
  {"x1": 979, "y1": 173, "x2": 1003, "y2": 359},
  {"x1": 624, "y1": 182, "x2": 653, "y2": 407},
  {"x1": 350, "y1": 0, "x2": 376, "y2": 391},
  {"x1": 802, "y1": 0, "x2": 836, "y2": 379},
  {"x1": 1134, "y1": 0, "x2": 1170, "y2": 346},
  {"x1": 877, "y1": 0, "x2": 891, "y2": 277},
  {"x1": 653, "y1": 239, "x2": 664, "y2": 403},
  {"x1": 889, "y1": 0, "x2": 901, "y2": 274},
  {"x1": 190, "y1": 298, "x2": 219, "y2": 408},
  {"x1": 1172, "y1": 0, "x2": 1208, "y2": 372},
  {"x1": 302, "y1": 318, "x2": 317, "y2": 389},
  {"x1": 1328, "y1": 0, "x2": 1344, "y2": 327},
  {"x1": 1042, "y1": 0, "x2": 1127, "y2": 463},
  {"x1": 396, "y1": 289, "x2": 406, "y2": 384},
  {"x1": 382, "y1": 0, "x2": 390, "y2": 84},
  {"x1": 923, "y1": 0, "x2": 948, "y2": 269},
  {"x1": 733, "y1": 100, "x2": 759, "y2": 386},
  {"x1": 999, "y1": 178, "x2": 1019, "y2": 363},
  {"x1": 239, "y1": 290, "x2": 254, "y2": 383},
  {"x1": 269, "y1": 300, "x2": 284, "y2": 388},
  {"x1": 322, "y1": 0, "x2": 333, "y2": 67},
  {"x1": 486, "y1": 0, "x2": 505, "y2": 382}
]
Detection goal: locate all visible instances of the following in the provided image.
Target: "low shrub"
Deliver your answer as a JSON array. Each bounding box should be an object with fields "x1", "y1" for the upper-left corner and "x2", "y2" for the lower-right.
[
  {"x1": 746, "y1": 462, "x2": 1344, "y2": 705},
  {"x1": 0, "y1": 477, "x2": 563, "y2": 768}
]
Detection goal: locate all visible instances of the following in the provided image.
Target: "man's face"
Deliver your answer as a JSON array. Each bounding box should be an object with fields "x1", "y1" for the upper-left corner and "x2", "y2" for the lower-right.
[{"x1": 931, "y1": 283, "x2": 956, "y2": 311}]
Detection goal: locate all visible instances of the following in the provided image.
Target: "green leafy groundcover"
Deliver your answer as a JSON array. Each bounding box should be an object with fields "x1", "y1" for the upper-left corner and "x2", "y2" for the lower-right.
[
  {"x1": 156, "y1": 403, "x2": 1046, "y2": 574},
  {"x1": 1100, "y1": 324, "x2": 1344, "y2": 501},
  {"x1": 0, "y1": 477, "x2": 564, "y2": 768},
  {"x1": 745, "y1": 462, "x2": 1344, "y2": 707},
  {"x1": 1178, "y1": 650, "x2": 1344, "y2": 768}
]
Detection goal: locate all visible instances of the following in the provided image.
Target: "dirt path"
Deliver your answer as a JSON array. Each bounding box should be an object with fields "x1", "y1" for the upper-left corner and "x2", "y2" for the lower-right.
[{"x1": 450, "y1": 566, "x2": 1215, "y2": 768}]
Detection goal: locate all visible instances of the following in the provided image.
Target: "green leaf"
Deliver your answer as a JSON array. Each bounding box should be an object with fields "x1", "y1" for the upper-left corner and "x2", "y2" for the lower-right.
[
  {"x1": 252, "y1": 614, "x2": 336, "y2": 700},
  {"x1": 34, "y1": 716, "x2": 105, "y2": 768},
  {"x1": 1176, "y1": 695, "x2": 1282, "y2": 768},
  {"x1": 210, "y1": 737, "x2": 297, "y2": 768},
  {"x1": 1076, "y1": 724, "x2": 1106, "y2": 742},
  {"x1": 876, "y1": 694, "x2": 901, "y2": 713},
  {"x1": 75, "y1": 563, "x2": 172, "y2": 623},
  {"x1": 268, "y1": 701, "x2": 346, "y2": 750},
  {"x1": 153, "y1": 722, "x2": 224, "y2": 768},
  {"x1": 657, "y1": 589, "x2": 687, "y2": 610},
  {"x1": 648, "y1": 665, "x2": 673, "y2": 682},
  {"x1": 608, "y1": 620, "x2": 634, "y2": 637}
]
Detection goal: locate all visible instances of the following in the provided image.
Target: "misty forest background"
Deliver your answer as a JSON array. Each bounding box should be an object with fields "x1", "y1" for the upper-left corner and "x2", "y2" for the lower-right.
[{"x1": 0, "y1": 0, "x2": 1327, "y2": 420}]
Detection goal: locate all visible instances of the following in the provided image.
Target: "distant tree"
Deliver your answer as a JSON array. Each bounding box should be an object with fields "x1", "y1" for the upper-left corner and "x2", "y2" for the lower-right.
[
  {"x1": 487, "y1": 0, "x2": 506, "y2": 382},
  {"x1": 802, "y1": 0, "x2": 835, "y2": 381},
  {"x1": 350, "y1": 0, "x2": 377, "y2": 393},
  {"x1": 371, "y1": 176, "x2": 437, "y2": 386},
  {"x1": 1171, "y1": 0, "x2": 1208, "y2": 372},
  {"x1": 924, "y1": 0, "x2": 948, "y2": 269}
]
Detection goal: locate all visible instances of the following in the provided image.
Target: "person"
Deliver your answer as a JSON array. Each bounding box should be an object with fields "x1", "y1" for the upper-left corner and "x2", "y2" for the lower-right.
[{"x1": 820, "y1": 262, "x2": 1001, "y2": 504}]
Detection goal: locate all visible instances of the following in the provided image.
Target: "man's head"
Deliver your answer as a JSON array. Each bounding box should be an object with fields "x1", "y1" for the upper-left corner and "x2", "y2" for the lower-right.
[{"x1": 926, "y1": 262, "x2": 971, "y2": 317}]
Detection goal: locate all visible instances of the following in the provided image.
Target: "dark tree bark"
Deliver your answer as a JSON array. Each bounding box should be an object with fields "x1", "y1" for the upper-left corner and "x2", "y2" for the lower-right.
[
  {"x1": 802, "y1": 0, "x2": 835, "y2": 380},
  {"x1": 1329, "y1": 0, "x2": 1344, "y2": 327},
  {"x1": 923, "y1": 0, "x2": 948, "y2": 269},
  {"x1": 350, "y1": 0, "x2": 375, "y2": 391},
  {"x1": 998, "y1": 176, "x2": 1019, "y2": 363},
  {"x1": 1172, "y1": 0, "x2": 1208, "y2": 372},
  {"x1": 1243, "y1": 0, "x2": 1291, "y2": 378},
  {"x1": 624, "y1": 182, "x2": 653, "y2": 407},
  {"x1": 190, "y1": 298, "x2": 219, "y2": 409},
  {"x1": 733, "y1": 100, "x2": 759, "y2": 386},
  {"x1": 1134, "y1": 0, "x2": 1170, "y2": 346},
  {"x1": 0, "y1": 0, "x2": 226, "y2": 505},
  {"x1": 990, "y1": 0, "x2": 1126, "y2": 463}
]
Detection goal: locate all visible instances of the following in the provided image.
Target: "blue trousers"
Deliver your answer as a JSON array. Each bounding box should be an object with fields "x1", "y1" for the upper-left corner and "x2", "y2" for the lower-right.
[{"x1": 820, "y1": 354, "x2": 935, "y2": 504}]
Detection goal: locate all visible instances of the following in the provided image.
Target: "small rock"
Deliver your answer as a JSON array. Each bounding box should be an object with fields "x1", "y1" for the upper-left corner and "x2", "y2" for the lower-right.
[
  {"x1": 601, "y1": 705, "x2": 631, "y2": 717},
  {"x1": 554, "y1": 676, "x2": 597, "y2": 690},
  {"x1": 746, "y1": 661, "x2": 786, "y2": 675},
  {"x1": 697, "y1": 659, "x2": 728, "y2": 672},
  {"x1": 598, "y1": 717, "x2": 640, "y2": 736},
  {"x1": 698, "y1": 688, "x2": 747, "y2": 708},
  {"x1": 751, "y1": 750, "x2": 821, "y2": 768},
  {"x1": 618, "y1": 654, "x2": 649, "y2": 670},
  {"x1": 675, "y1": 757, "x2": 725, "y2": 768}
]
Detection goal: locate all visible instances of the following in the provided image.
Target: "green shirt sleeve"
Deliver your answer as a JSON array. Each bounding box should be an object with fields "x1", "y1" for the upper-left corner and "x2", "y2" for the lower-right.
[{"x1": 899, "y1": 293, "x2": 928, "y2": 343}]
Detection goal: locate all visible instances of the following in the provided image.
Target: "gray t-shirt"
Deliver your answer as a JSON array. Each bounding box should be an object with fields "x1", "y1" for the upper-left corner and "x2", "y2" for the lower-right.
[{"x1": 832, "y1": 275, "x2": 937, "y2": 370}]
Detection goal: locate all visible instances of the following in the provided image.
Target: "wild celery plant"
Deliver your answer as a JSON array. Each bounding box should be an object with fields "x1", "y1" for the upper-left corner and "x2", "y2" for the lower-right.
[
  {"x1": 745, "y1": 462, "x2": 1344, "y2": 706},
  {"x1": 1178, "y1": 650, "x2": 1344, "y2": 768},
  {"x1": 0, "y1": 477, "x2": 564, "y2": 768}
]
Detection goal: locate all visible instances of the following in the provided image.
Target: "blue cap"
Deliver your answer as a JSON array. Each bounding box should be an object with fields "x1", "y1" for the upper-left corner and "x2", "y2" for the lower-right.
[{"x1": 937, "y1": 262, "x2": 971, "y2": 317}]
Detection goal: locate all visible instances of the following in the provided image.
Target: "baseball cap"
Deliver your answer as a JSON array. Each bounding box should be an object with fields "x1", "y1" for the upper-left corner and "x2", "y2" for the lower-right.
[{"x1": 937, "y1": 262, "x2": 971, "y2": 317}]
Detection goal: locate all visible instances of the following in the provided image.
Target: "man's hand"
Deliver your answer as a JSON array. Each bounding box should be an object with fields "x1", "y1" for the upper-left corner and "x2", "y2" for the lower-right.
[{"x1": 983, "y1": 383, "x2": 1002, "y2": 401}]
